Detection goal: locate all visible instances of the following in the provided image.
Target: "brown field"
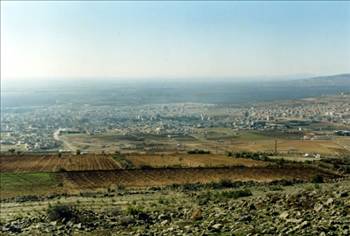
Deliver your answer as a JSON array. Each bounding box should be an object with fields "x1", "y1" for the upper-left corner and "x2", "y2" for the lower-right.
[
  {"x1": 60, "y1": 131, "x2": 350, "y2": 156},
  {"x1": 60, "y1": 166, "x2": 338, "y2": 191},
  {"x1": 227, "y1": 139, "x2": 348, "y2": 155},
  {"x1": 0, "y1": 154, "x2": 121, "y2": 172},
  {"x1": 0, "y1": 165, "x2": 340, "y2": 199},
  {"x1": 125, "y1": 154, "x2": 267, "y2": 168},
  {"x1": 0, "y1": 153, "x2": 266, "y2": 173},
  {"x1": 0, "y1": 153, "x2": 342, "y2": 199}
]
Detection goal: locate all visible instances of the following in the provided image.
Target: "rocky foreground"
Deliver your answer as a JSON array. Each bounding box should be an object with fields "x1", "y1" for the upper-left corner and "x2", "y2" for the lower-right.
[{"x1": 1, "y1": 179, "x2": 350, "y2": 236}]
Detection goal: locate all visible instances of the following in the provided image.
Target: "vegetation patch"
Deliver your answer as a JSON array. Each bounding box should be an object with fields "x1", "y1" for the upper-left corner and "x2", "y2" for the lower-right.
[
  {"x1": 112, "y1": 153, "x2": 135, "y2": 169},
  {"x1": 187, "y1": 149, "x2": 211, "y2": 154},
  {"x1": 197, "y1": 189, "x2": 252, "y2": 205},
  {"x1": 311, "y1": 174, "x2": 324, "y2": 183},
  {"x1": 0, "y1": 172, "x2": 60, "y2": 198},
  {"x1": 47, "y1": 204, "x2": 77, "y2": 222}
]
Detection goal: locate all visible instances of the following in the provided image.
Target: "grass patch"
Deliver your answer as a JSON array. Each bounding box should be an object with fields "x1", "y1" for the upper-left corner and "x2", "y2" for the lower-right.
[
  {"x1": 0, "y1": 172, "x2": 60, "y2": 198},
  {"x1": 197, "y1": 189, "x2": 252, "y2": 205}
]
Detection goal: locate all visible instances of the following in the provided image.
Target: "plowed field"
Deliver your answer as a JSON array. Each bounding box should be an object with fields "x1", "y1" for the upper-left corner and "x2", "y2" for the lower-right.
[{"x1": 0, "y1": 154, "x2": 121, "y2": 172}]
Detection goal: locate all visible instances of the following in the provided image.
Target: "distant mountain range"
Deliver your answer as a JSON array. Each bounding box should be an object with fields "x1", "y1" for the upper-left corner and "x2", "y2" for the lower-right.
[
  {"x1": 291, "y1": 73, "x2": 350, "y2": 87},
  {"x1": 2, "y1": 73, "x2": 350, "y2": 108}
]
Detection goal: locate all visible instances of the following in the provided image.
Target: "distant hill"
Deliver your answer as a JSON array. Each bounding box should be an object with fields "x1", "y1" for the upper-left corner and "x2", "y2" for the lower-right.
[
  {"x1": 291, "y1": 74, "x2": 350, "y2": 87},
  {"x1": 2, "y1": 74, "x2": 350, "y2": 108}
]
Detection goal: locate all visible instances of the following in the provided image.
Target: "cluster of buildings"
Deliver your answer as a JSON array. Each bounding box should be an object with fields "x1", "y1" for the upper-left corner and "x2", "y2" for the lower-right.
[{"x1": 1, "y1": 95, "x2": 349, "y2": 152}]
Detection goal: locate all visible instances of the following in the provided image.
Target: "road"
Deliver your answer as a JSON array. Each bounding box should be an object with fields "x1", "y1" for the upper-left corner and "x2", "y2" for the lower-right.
[{"x1": 53, "y1": 129, "x2": 77, "y2": 152}]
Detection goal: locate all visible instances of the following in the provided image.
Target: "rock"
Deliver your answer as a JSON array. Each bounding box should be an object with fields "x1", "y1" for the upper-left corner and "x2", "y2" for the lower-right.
[
  {"x1": 161, "y1": 220, "x2": 168, "y2": 225},
  {"x1": 66, "y1": 221, "x2": 74, "y2": 228},
  {"x1": 50, "y1": 221, "x2": 57, "y2": 226},
  {"x1": 240, "y1": 215, "x2": 252, "y2": 222},
  {"x1": 190, "y1": 208, "x2": 202, "y2": 221},
  {"x1": 293, "y1": 221, "x2": 309, "y2": 231},
  {"x1": 158, "y1": 214, "x2": 168, "y2": 220},
  {"x1": 339, "y1": 191, "x2": 349, "y2": 197},
  {"x1": 5, "y1": 222, "x2": 22, "y2": 233},
  {"x1": 279, "y1": 211, "x2": 289, "y2": 219},
  {"x1": 314, "y1": 203, "x2": 323, "y2": 212},
  {"x1": 211, "y1": 223, "x2": 222, "y2": 231},
  {"x1": 326, "y1": 198, "x2": 334, "y2": 205},
  {"x1": 287, "y1": 218, "x2": 302, "y2": 224}
]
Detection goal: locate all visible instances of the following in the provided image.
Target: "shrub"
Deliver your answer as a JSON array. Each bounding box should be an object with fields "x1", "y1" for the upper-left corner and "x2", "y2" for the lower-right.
[
  {"x1": 107, "y1": 207, "x2": 122, "y2": 216},
  {"x1": 47, "y1": 204, "x2": 76, "y2": 222},
  {"x1": 158, "y1": 197, "x2": 169, "y2": 204},
  {"x1": 269, "y1": 185, "x2": 283, "y2": 191},
  {"x1": 112, "y1": 154, "x2": 134, "y2": 169},
  {"x1": 312, "y1": 174, "x2": 324, "y2": 183},
  {"x1": 220, "y1": 189, "x2": 252, "y2": 199},
  {"x1": 125, "y1": 205, "x2": 150, "y2": 221},
  {"x1": 217, "y1": 179, "x2": 235, "y2": 188},
  {"x1": 126, "y1": 205, "x2": 143, "y2": 216},
  {"x1": 115, "y1": 184, "x2": 125, "y2": 191},
  {"x1": 58, "y1": 167, "x2": 67, "y2": 172},
  {"x1": 197, "y1": 189, "x2": 252, "y2": 204},
  {"x1": 187, "y1": 149, "x2": 210, "y2": 154}
]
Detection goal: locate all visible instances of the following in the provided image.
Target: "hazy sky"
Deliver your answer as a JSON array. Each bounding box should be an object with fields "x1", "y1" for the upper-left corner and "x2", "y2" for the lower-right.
[{"x1": 1, "y1": 1, "x2": 350, "y2": 81}]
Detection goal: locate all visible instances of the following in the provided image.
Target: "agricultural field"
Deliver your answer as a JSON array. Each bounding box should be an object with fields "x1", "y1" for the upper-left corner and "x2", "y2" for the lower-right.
[
  {"x1": 0, "y1": 151, "x2": 343, "y2": 199},
  {"x1": 59, "y1": 130, "x2": 350, "y2": 156},
  {"x1": 0, "y1": 172, "x2": 63, "y2": 198},
  {"x1": 124, "y1": 153, "x2": 267, "y2": 168},
  {"x1": 0, "y1": 154, "x2": 121, "y2": 172}
]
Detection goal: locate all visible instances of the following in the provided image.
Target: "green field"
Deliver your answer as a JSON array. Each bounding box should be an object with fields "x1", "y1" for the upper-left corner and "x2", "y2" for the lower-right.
[{"x1": 0, "y1": 172, "x2": 61, "y2": 198}]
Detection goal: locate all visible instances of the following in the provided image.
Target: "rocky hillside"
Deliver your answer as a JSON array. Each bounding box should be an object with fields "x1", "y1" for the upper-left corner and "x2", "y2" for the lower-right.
[{"x1": 1, "y1": 178, "x2": 349, "y2": 235}]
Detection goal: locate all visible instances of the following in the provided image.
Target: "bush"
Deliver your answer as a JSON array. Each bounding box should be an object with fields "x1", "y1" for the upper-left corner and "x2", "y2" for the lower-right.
[
  {"x1": 47, "y1": 204, "x2": 76, "y2": 222},
  {"x1": 187, "y1": 149, "x2": 210, "y2": 154},
  {"x1": 126, "y1": 205, "x2": 143, "y2": 216},
  {"x1": 220, "y1": 189, "x2": 252, "y2": 199},
  {"x1": 207, "y1": 179, "x2": 237, "y2": 189},
  {"x1": 107, "y1": 207, "x2": 122, "y2": 216},
  {"x1": 139, "y1": 164, "x2": 153, "y2": 169},
  {"x1": 197, "y1": 189, "x2": 252, "y2": 204},
  {"x1": 115, "y1": 184, "x2": 125, "y2": 191},
  {"x1": 269, "y1": 185, "x2": 283, "y2": 191},
  {"x1": 125, "y1": 205, "x2": 150, "y2": 222},
  {"x1": 112, "y1": 154, "x2": 135, "y2": 169},
  {"x1": 312, "y1": 175, "x2": 324, "y2": 183},
  {"x1": 57, "y1": 167, "x2": 67, "y2": 172}
]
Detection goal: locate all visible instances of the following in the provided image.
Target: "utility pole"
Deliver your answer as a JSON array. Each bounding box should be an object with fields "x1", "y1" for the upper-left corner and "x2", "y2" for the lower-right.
[{"x1": 274, "y1": 139, "x2": 278, "y2": 154}]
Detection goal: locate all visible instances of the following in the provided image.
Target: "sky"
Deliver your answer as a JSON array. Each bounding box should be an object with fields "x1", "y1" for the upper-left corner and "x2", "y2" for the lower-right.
[{"x1": 1, "y1": 1, "x2": 350, "y2": 81}]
